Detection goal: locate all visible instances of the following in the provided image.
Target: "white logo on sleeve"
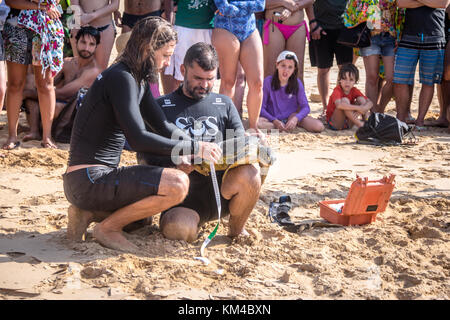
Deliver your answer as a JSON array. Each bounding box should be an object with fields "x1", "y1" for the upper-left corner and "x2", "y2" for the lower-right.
[
  {"x1": 162, "y1": 99, "x2": 175, "y2": 107},
  {"x1": 213, "y1": 97, "x2": 225, "y2": 105}
]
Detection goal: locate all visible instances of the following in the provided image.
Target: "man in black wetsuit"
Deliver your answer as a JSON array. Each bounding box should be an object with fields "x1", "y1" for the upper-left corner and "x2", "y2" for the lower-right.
[
  {"x1": 138, "y1": 42, "x2": 262, "y2": 242},
  {"x1": 63, "y1": 17, "x2": 221, "y2": 252}
]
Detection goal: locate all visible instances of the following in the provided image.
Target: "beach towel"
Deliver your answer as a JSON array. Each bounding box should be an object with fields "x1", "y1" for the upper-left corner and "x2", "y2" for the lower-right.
[{"x1": 18, "y1": 0, "x2": 64, "y2": 77}]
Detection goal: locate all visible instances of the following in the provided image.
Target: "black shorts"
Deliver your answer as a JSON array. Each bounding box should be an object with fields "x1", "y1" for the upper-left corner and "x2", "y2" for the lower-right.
[
  {"x1": 309, "y1": 28, "x2": 353, "y2": 69},
  {"x1": 122, "y1": 11, "x2": 162, "y2": 29},
  {"x1": 63, "y1": 165, "x2": 163, "y2": 212},
  {"x1": 161, "y1": 171, "x2": 230, "y2": 226}
]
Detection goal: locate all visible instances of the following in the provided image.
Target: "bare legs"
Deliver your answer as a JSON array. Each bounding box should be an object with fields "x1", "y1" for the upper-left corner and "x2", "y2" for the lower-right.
[
  {"x1": 213, "y1": 29, "x2": 264, "y2": 129},
  {"x1": 363, "y1": 55, "x2": 394, "y2": 113},
  {"x1": 257, "y1": 115, "x2": 324, "y2": 132},
  {"x1": 33, "y1": 66, "x2": 57, "y2": 148},
  {"x1": 67, "y1": 168, "x2": 190, "y2": 252},
  {"x1": 394, "y1": 82, "x2": 434, "y2": 126},
  {"x1": 0, "y1": 61, "x2": 6, "y2": 111},
  {"x1": 2, "y1": 62, "x2": 27, "y2": 150},
  {"x1": 160, "y1": 164, "x2": 261, "y2": 242}
]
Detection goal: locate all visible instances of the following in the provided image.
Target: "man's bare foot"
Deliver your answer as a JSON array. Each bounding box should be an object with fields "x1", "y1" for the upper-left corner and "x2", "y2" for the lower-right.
[
  {"x1": 93, "y1": 223, "x2": 139, "y2": 253},
  {"x1": 67, "y1": 205, "x2": 94, "y2": 242},
  {"x1": 424, "y1": 118, "x2": 449, "y2": 128},
  {"x1": 67, "y1": 205, "x2": 111, "y2": 242},
  {"x1": 228, "y1": 227, "x2": 250, "y2": 238},
  {"x1": 23, "y1": 133, "x2": 41, "y2": 142}
]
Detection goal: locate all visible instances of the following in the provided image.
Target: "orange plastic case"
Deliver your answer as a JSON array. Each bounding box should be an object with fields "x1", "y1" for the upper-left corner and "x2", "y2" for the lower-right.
[{"x1": 319, "y1": 174, "x2": 395, "y2": 226}]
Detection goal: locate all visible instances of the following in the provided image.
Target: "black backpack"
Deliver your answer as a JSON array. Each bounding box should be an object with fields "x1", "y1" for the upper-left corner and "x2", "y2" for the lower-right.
[{"x1": 355, "y1": 113, "x2": 416, "y2": 146}]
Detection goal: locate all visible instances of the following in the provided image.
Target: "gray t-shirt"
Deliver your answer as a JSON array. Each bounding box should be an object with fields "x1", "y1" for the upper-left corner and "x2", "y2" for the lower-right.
[{"x1": 313, "y1": 0, "x2": 348, "y2": 30}]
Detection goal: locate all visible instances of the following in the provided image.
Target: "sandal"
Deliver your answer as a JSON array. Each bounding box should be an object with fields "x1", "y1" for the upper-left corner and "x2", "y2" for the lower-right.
[
  {"x1": 41, "y1": 141, "x2": 58, "y2": 149},
  {"x1": 2, "y1": 141, "x2": 20, "y2": 150}
]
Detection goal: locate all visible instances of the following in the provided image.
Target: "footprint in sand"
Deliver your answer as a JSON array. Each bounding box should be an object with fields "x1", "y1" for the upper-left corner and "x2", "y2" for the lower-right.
[
  {"x1": 314, "y1": 157, "x2": 338, "y2": 163},
  {"x1": 0, "y1": 185, "x2": 20, "y2": 194}
]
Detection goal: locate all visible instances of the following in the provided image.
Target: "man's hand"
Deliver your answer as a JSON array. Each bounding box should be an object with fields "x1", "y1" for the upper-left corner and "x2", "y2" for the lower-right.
[
  {"x1": 113, "y1": 10, "x2": 122, "y2": 27},
  {"x1": 197, "y1": 141, "x2": 222, "y2": 164},
  {"x1": 310, "y1": 21, "x2": 326, "y2": 40},
  {"x1": 177, "y1": 155, "x2": 195, "y2": 174}
]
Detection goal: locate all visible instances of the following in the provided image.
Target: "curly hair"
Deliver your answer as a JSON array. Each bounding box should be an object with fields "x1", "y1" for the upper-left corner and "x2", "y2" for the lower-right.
[{"x1": 118, "y1": 16, "x2": 177, "y2": 83}]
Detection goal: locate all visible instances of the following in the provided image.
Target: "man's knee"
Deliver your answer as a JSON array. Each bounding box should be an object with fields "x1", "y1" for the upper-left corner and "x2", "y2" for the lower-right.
[
  {"x1": 160, "y1": 208, "x2": 199, "y2": 242},
  {"x1": 222, "y1": 165, "x2": 261, "y2": 197},
  {"x1": 170, "y1": 171, "x2": 190, "y2": 203}
]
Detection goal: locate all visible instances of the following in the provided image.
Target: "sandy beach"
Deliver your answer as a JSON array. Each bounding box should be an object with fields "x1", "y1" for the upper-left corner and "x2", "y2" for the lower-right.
[{"x1": 0, "y1": 20, "x2": 449, "y2": 300}]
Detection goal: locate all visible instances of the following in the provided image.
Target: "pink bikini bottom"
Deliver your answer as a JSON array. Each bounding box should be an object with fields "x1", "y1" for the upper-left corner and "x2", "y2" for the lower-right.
[{"x1": 263, "y1": 20, "x2": 310, "y2": 45}]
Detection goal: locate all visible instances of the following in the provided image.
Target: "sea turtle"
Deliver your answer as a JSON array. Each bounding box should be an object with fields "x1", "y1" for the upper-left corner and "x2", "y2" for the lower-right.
[{"x1": 193, "y1": 135, "x2": 276, "y2": 184}]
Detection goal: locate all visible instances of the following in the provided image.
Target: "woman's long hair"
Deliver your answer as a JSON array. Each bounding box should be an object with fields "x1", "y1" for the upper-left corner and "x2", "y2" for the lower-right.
[
  {"x1": 118, "y1": 17, "x2": 177, "y2": 83},
  {"x1": 271, "y1": 55, "x2": 299, "y2": 95}
]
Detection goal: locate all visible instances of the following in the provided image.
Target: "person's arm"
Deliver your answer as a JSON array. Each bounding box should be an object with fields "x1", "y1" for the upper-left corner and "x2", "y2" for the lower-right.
[
  {"x1": 260, "y1": 79, "x2": 277, "y2": 122},
  {"x1": 397, "y1": 0, "x2": 424, "y2": 8},
  {"x1": 305, "y1": 2, "x2": 325, "y2": 39},
  {"x1": 226, "y1": 98, "x2": 246, "y2": 136},
  {"x1": 6, "y1": 0, "x2": 42, "y2": 10},
  {"x1": 295, "y1": 80, "x2": 310, "y2": 122},
  {"x1": 55, "y1": 67, "x2": 100, "y2": 101},
  {"x1": 417, "y1": 0, "x2": 449, "y2": 8},
  {"x1": 335, "y1": 97, "x2": 372, "y2": 113},
  {"x1": 164, "y1": 0, "x2": 175, "y2": 24},
  {"x1": 78, "y1": 0, "x2": 120, "y2": 26},
  {"x1": 138, "y1": 81, "x2": 222, "y2": 161}
]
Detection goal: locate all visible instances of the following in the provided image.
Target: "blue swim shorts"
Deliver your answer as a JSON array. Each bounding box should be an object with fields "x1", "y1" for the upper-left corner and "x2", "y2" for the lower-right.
[{"x1": 394, "y1": 46, "x2": 444, "y2": 86}]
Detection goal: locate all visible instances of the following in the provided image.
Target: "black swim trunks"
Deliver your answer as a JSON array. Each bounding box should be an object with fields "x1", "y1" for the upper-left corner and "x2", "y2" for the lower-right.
[
  {"x1": 63, "y1": 165, "x2": 163, "y2": 212},
  {"x1": 122, "y1": 11, "x2": 162, "y2": 29},
  {"x1": 161, "y1": 170, "x2": 230, "y2": 225}
]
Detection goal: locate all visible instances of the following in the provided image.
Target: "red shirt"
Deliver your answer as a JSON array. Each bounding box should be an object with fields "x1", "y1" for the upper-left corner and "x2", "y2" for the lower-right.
[{"x1": 326, "y1": 86, "x2": 366, "y2": 122}]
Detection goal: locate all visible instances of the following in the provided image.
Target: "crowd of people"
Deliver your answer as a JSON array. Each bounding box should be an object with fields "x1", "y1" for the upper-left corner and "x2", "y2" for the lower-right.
[{"x1": 0, "y1": 0, "x2": 449, "y2": 251}]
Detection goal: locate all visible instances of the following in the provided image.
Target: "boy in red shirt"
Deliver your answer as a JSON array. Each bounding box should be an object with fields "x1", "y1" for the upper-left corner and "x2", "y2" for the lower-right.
[{"x1": 326, "y1": 64, "x2": 373, "y2": 130}]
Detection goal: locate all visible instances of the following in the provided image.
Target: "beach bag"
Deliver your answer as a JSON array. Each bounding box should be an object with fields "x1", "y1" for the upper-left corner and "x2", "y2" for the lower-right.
[
  {"x1": 337, "y1": 21, "x2": 371, "y2": 48},
  {"x1": 355, "y1": 113, "x2": 415, "y2": 145}
]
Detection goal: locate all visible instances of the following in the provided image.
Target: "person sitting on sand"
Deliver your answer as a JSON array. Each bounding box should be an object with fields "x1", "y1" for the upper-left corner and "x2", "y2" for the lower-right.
[
  {"x1": 258, "y1": 50, "x2": 324, "y2": 133},
  {"x1": 137, "y1": 42, "x2": 261, "y2": 242},
  {"x1": 63, "y1": 17, "x2": 222, "y2": 253},
  {"x1": 326, "y1": 63, "x2": 372, "y2": 130},
  {"x1": 22, "y1": 27, "x2": 102, "y2": 143}
]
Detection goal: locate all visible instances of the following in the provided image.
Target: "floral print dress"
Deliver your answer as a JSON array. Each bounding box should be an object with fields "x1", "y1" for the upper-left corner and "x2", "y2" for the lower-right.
[
  {"x1": 343, "y1": 0, "x2": 403, "y2": 39},
  {"x1": 18, "y1": 0, "x2": 64, "y2": 77}
]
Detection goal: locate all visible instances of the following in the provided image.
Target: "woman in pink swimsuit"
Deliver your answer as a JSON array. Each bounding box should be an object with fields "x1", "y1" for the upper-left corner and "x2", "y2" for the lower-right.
[{"x1": 263, "y1": 0, "x2": 312, "y2": 83}]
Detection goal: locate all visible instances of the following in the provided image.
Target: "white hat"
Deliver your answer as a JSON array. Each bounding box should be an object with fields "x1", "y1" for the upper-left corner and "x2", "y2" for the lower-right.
[{"x1": 276, "y1": 50, "x2": 299, "y2": 64}]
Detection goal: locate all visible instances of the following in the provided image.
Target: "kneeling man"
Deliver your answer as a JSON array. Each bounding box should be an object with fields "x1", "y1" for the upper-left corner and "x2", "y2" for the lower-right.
[{"x1": 138, "y1": 42, "x2": 261, "y2": 242}]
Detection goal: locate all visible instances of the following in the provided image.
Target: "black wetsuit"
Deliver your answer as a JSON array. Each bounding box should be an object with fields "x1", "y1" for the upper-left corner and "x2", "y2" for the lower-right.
[
  {"x1": 138, "y1": 86, "x2": 244, "y2": 224},
  {"x1": 63, "y1": 62, "x2": 194, "y2": 212}
]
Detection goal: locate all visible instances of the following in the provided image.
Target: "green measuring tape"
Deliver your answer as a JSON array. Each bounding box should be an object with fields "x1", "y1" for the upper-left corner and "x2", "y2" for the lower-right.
[{"x1": 195, "y1": 162, "x2": 221, "y2": 264}]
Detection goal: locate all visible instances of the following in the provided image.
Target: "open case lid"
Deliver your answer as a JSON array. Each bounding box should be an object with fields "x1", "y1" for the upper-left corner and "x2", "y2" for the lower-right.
[{"x1": 341, "y1": 174, "x2": 396, "y2": 215}]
